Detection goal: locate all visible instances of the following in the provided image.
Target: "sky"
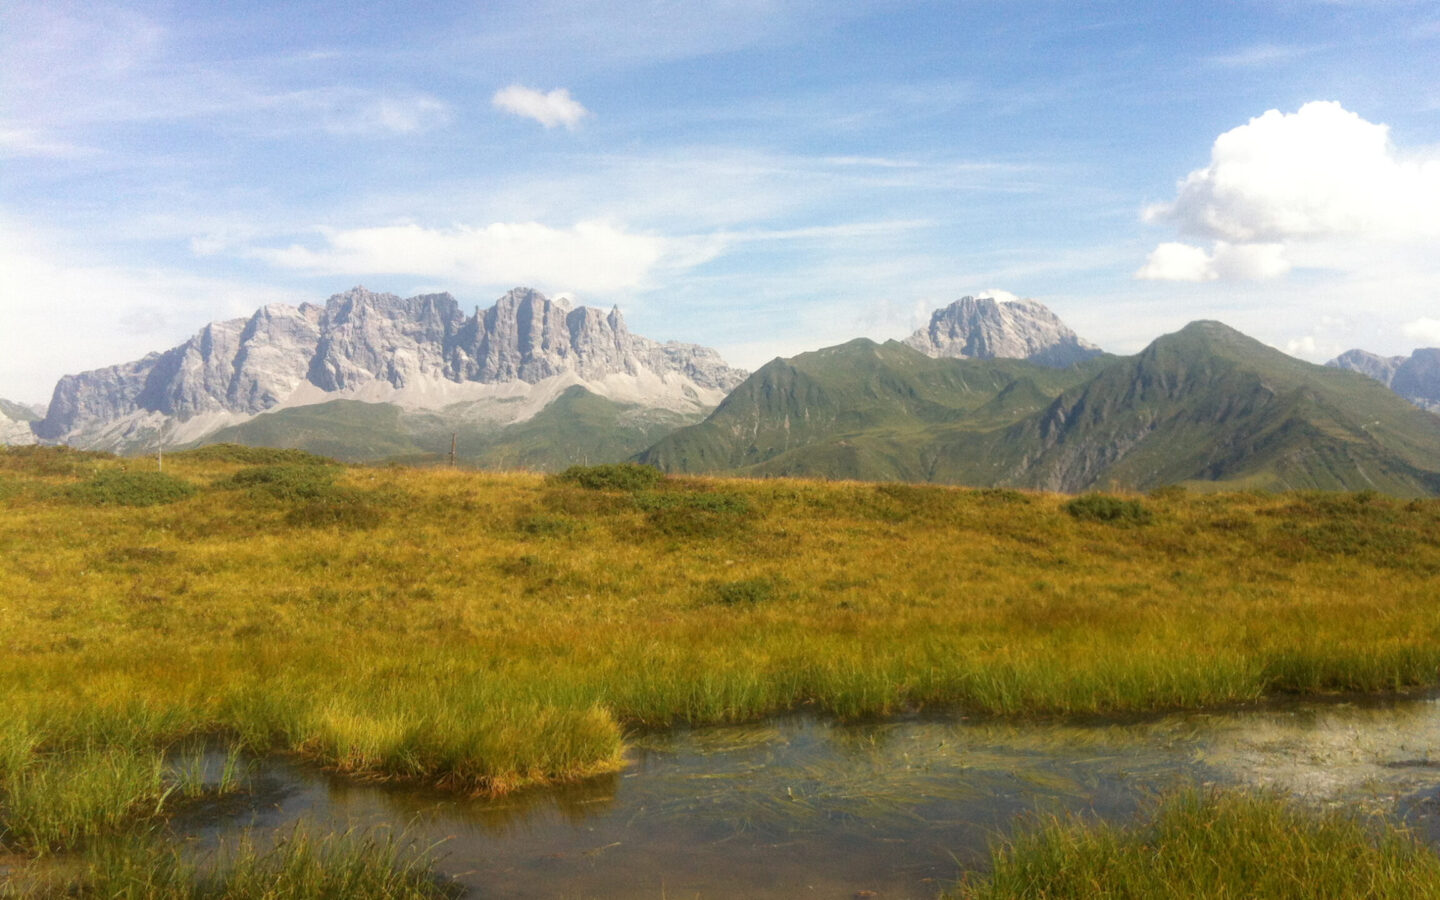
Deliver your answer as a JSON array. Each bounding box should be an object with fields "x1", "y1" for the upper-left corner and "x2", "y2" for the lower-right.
[{"x1": 3, "y1": 0, "x2": 1440, "y2": 405}]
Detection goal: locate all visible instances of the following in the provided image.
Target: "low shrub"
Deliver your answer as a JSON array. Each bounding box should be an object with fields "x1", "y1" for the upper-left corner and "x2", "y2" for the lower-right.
[
  {"x1": 1064, "y1": 493, "x2": 1153, "y2": 525},
  {"x1": 704, "y1": 577, "x2": 782, "y2": 605},
  {"x1": 223, "y1": 465, "x2": 338, "y2": 501},
  {"x1": 553, "y1": 463, "x2": 663, "y2": 491},
  {"x1": 172, "y1": 443, "x2": 338, "y2": 466},
  {"x1": 66, "y1": 470, "x2": 197, "y2": 507},
  {"x1": 0, "y1": 445, "x2": 114, "y2": 477}
]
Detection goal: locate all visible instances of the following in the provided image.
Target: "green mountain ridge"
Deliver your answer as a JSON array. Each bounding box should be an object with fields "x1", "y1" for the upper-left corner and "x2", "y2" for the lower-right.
[
  {"x1": 196, "y1": 385, "x2": 701, "y2": 470},
  {"x1": 639, "y1": 321, "x2": 1440, "y2": 496}
]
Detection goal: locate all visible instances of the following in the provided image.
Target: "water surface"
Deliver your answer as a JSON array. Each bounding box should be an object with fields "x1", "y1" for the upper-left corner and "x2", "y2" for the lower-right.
[{"x1": 185, "y1": 695, "x2": 1440, "y2": 899}]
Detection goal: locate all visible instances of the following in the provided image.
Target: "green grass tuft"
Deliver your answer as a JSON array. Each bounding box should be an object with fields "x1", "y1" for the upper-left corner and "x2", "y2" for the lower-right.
[{"x1": 950, "y1": 789, "x2": 1440, "y2": 899}]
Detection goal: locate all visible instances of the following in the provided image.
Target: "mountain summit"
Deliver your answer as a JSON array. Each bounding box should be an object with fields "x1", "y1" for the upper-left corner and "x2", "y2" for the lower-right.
[
  {"x1": 903, "y1": 295, "x2": 1102, "y2": 367},
  {"x1": 1327, "y1": 347, "x2": 1440, "y2": 414},
  {"x1": 32, "y1": 286, "x2": 747, "y2": 453}
]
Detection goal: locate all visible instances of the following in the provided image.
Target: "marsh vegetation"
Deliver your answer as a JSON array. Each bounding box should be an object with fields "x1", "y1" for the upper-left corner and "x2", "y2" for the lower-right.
[{"x1": 3, "y1": 445, "x2": 1440, "y2": 894}]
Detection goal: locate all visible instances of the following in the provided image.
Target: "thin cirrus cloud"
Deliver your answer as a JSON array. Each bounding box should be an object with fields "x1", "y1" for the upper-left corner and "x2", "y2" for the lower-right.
[
  {"x1": 249, "y1": 221, "x2": 673, "y2": 294},
  {"x1": 1137, "y1": 101, "x2": 1440, "y2": 282},
  {"x1": 491, "y1": 85, "x2": 590, "y2": 129}
]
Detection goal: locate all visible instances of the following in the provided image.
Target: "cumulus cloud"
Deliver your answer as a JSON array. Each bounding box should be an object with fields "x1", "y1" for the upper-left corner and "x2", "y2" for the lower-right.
[
  {"x1": 1403, "y1": 317, "x2": 1440, "y2": 346},
  {"x1": 1138, "y1": 101, "x2": 1440, "y2": 282},
  {"x1": 251, "y1": 221, "x2": 671, "y2": 293},
  {"x1": 1135, "y1": 241, "x2": 1290, "y2": 282},
  {"x1": 491, "y1": 85, "x2": 589, "y2": 129}
]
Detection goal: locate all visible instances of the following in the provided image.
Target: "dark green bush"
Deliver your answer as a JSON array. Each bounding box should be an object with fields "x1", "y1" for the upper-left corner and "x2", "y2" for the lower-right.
[
  {"x1": 1064, "y1": 493, "x2": 1153, "y2": 525},
  {"x1": 553, "y1": 463, "x2": 663, "y2": 491},
  {"x1": 172, "y1": 443, "x2": 338, "y2": 466},
  {"x1": 67, "y1": 470, "x2": 197, "y2": 507},
  {"x1": 0, "y1": 445, "x2": 114, "y2": 477},
  {"x1": 704, "y1": 577, "x2": 781, "y2": 605},
  {"x1": 223, "y1": 465, "x2": 339, "y2": 501}
]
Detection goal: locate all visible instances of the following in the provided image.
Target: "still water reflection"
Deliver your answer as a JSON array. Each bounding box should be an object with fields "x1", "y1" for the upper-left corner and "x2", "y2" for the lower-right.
[{"x1": 186, "y1": 696, "x2": 1440, "y2": 899}]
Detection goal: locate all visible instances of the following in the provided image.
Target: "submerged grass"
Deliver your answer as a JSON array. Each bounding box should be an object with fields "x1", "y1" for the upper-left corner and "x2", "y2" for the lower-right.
[
  {"x1": 951, "y1": 788, "x2": 1440, "y2": 899},
  {"x1": 3, "y1": 445, "x2": 1440, "y2": 887}
]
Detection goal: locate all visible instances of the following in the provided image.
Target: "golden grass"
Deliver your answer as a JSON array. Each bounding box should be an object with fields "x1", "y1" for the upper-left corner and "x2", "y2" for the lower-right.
[{"x1": 2, "y1": 448, "x2": 1439, "y2": 865}]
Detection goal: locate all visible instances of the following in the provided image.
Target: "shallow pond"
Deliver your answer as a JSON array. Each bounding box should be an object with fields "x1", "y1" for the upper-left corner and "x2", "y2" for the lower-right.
[{"x1": 183, "y1": 695, "x2": 1440, "y2": 899}]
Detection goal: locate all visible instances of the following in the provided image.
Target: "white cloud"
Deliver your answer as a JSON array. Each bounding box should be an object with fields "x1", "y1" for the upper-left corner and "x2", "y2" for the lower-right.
[
  {"x1": 1147, "y1": 101, "x2": 1440, "y2": 243},
  {"x1": 974, "y1": 288, "x2": 1021, "y2": 303},
  {"x1": 1403, "y1": 317, "x2": 1440, "y2": 346},
  {"x1": 1135, "y1": 241, "x2": 1291, "y2": 282},
  {"x1": 1139, "y1": 102, "x2": 1440, "y2": 283},
  {"x1": 251, "y1": 220, "x2": 673, "y2": 294},
  {"x1": 1136, "y1": 242, "x2": 1217, "y2": 281},
  {"x1": 0, "y1": 218, "x2": 305, "y2": 402},
  {"x1": 491, "y1": 85, "x2": 589, "y2": 129}
]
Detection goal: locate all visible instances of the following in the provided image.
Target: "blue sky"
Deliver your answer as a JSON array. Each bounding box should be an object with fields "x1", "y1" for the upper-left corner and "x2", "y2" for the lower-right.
[{"x1": 3, "y1": 0, "x2": 1440, "y2": 404}]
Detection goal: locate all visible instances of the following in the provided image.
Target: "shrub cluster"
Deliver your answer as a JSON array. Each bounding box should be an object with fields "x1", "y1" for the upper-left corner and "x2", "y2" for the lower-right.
[
  {"x1": 222, "y1": 464, "x2": 340, "y2": 501},
  {"x1": 66, "y1": 470, "x2": 198, "y2": 507},
  {"x1": 171, "y1": 443, "x2": 338, "y2": 466},
  {"x1": 1063, "y1": 493, "x2": 1153, "y2": 525},
  {"x1": 553, "y1": 463, "x2": 663, "y2": 491}
]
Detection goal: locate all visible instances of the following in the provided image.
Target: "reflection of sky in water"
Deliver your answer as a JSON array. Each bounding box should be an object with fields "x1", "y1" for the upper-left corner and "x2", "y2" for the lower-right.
[{"x1": 179, "y1": 696, "x2": 1440, "y2": 900}]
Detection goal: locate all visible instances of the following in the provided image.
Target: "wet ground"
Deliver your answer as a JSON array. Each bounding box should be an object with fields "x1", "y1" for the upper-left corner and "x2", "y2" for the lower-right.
[{"x1": 156, "y1": 693, "x2": 1440, "y2": 899}]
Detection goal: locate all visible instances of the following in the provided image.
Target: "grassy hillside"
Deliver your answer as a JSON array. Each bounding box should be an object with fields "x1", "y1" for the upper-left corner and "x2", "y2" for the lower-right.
[
  {"x1": 3, "y1": 446, "x2": 1440, "y2": 891},
  {"x1": 198, "y1": 386, "x2": 701, "y2": 469},
  {"x1": 641, "y1": 323, "x2": 1440, "y2": 496},
  {"x1": 638, "y1": 339, "x2": 1106, "y2": 479}
]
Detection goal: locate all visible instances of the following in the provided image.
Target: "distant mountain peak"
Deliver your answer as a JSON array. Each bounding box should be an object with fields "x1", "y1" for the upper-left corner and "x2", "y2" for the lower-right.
[
  {"x1": 32, "y1": 286, "x2": 748, "y2": 450},
  {"x1": 1328, "y1": 346, "x2": 1440, "y2": 414},
  {"x1": 904, "y1": 295, "x2": 1102, "y2": 367}
]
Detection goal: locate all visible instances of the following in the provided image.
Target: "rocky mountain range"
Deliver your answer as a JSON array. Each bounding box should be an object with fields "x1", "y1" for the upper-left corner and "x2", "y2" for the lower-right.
[
  {"x1": 27, "y1": 286, "x2": 747, "y2": 455},
  {"x1": 8, "y1": 285, "x2": 1440, "y2": 494},
  {"x1": 904, "y1": 295, "x2": 1103, "y2": 367},
  {"x1": 1327, "y1": 348, "x2": 1440, "y2": 414}
]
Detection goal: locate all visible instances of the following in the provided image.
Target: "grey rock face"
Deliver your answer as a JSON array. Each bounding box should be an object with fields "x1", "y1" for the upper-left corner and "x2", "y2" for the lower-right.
[
  {"x1": 1326, "y1": 349, "x2": 1406, "y2": 385},
  {"x1": 35, "y1": 286, "x2": 748, "y2": 445},
  {"x1": 904, "y1": 296, "x2": 1102, "y2": 367},
  {"x1": 0, "y1": 403, "x2": 37, "y2": 445},
  {"x1": 1392, "y1": 349, "x2": 1440, "y2": 413},
  {"x1": 1328, "y1": 347, "x2": 1440, "y2": 413}
]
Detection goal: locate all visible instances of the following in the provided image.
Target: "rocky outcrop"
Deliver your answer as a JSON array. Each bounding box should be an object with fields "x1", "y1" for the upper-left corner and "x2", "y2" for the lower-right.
[
  {"x1": 34, "y1": 286, "x2": 748, "y2": 448},
  {"x1": 0, "y1": 401, "x2": 38, "y2": 445},
  {"x1": 904, "y1": 295, "x2": 1102, "y2": 367},
  {"x1": 1328, "y1": 347, "x2": 1440, "y2": 413}
]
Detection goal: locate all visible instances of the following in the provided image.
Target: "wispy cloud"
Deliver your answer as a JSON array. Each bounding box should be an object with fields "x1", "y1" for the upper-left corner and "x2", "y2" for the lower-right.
[
  {"x1": 1206, "y1": 43, "x2": 1323, "y2": 67},
  {"x1": 250, "y1": 221, "x2": 670, "y2": 294},
  {"x1": 492, "y1": 85, "x2": 589, "y2": 129}
]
